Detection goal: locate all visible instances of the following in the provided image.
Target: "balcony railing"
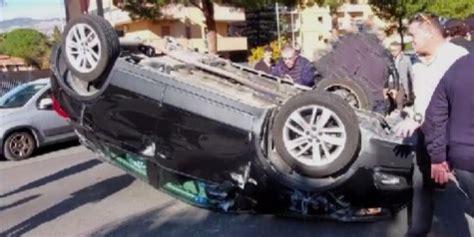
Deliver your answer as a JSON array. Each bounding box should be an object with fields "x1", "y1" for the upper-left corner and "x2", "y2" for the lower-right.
[
  {"x1": 217, "y1": 37, "x2": 247, "y2": 51},
  {"x1": 214, "y1": 5, "x2": 245, "y2": 22}
]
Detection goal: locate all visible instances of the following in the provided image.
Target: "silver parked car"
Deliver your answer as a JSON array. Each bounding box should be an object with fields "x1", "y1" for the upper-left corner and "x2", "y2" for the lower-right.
[{"x1": 0, "y1": 78, "x2": 76, "y2": 161}]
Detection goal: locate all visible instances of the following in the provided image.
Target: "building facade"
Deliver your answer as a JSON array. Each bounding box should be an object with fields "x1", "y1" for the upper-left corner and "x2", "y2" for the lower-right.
[
  {"x1": 284, "y1": 0, "x2": 386, "y2": 61},
  {"x1": 88, "y1": 0, "x2": 248, "y2": 60}
]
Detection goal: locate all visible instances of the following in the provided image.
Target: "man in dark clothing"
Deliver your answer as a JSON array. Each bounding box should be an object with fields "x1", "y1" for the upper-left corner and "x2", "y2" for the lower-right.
[
  {"x1": 272, "y1": 46, "x2": 316, "y2": 87},
  {"x1": 254, "y1": 46, "x2": 274, "y2": 74},
  {"x1": 443, "y1": 19, "x2": 474, "y2": 52},
  {"x1": 395, "y1": 13, "x2": 468, "y2": 237},
  {"x1": 422, "y1": 53, "x2": 474, "y2": 207}
]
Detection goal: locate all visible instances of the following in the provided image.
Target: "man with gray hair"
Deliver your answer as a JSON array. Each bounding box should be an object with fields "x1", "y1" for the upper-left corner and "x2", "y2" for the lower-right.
[{"x1": 272, "y1": 46, "x2": 316, "y2": 87}]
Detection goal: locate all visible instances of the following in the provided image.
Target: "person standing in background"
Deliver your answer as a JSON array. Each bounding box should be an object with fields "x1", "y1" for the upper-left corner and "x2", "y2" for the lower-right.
[
  {"x1": 384, "y1": 41, "x2": 415, "y2": 112},
  {"x1": 254, "y1": 46, "x2": 274, "y2": 74}
]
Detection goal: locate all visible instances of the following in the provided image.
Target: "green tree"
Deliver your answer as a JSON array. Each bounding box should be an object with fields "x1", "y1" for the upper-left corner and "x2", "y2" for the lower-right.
[
  {"x1": 248, "y1": 36, "x2": 288, "y2": 64},
  {"x1": 244, "y1": 6, "x2": 278, "y2": 49},
  {"x1": 1, "y1": 29, "x2": 51, "y2": 68},
  {"x1": 51, "y1": 25, "x2": 62, "y2": 45},
  {"x1": 369, "y1": 0, "x2": 429, "y2": 46},
  {"x1": 113, "y1": 0, "x2": 297, "y2": 54},
  {"x1": 427, "y1": 0, "x2": 474, "y2": 19},
  {"x1": 0, "y1": 33, "x2": 5, "y2": 54}
]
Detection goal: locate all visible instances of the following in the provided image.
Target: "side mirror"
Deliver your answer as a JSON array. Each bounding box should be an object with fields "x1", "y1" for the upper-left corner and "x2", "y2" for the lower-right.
[{"x1": 39, "y1": 98, "x2": 53, "y2": 110}]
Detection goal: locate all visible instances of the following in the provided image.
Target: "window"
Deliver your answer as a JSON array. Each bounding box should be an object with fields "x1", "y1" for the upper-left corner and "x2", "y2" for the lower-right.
[
  {"x1": 161, "y1": 26, "x2": 171, "y2": 36},
  {"x1": 36, "y1": 89, "x2": 53, "y2": 110},
  {"x1": 349, "y1": 12, "x2": 363, "y2": 18},
  {"x1": 318, "y1": 35, "x2": 323, "y2": 41},
  {"x1": 185, "y1": 26, "x2": 192, "y2": 39},
  {"x1": 0, "y1": 83, "x2": 46, "y2": 109},
  {"x1": 318, "y1": 16, "x2": 323, "y2": 23}
]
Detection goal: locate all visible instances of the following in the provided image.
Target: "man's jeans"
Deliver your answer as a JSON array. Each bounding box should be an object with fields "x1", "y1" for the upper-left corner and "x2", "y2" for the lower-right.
[
  {"x1": 454, "y1": 169, "x2": 474, "y2": 213},
  {"x1": 406, "y1": 133, "x2": 435, "y2": 237}
]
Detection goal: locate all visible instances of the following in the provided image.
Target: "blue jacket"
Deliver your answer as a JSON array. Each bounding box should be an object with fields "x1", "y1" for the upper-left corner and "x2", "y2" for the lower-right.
[
  {"x1": 272, "y1": 56, "x2": 316, "y2": 87},
  {"x1": 422, "y1": 54, "x2": 474, "y2": 172}
]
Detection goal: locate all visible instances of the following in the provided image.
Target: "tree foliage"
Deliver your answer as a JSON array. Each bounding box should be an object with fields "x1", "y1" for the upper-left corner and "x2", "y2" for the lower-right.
[
  {"x1": 314, "y1": 0, "x2": 344, "y2": 13},
  {"x1": 369, "y1": 0, "x2": 429, "y2": 46},
  {"x1": 248, "y1": 36, "x2": 288, "y2": 64},
  {"x1": 51, "y1": 26, "x2": 62, "y2": 45},
  {"x1": 426, "y1": 0, "x2": 474, "y2": 19},
  {"x1": 369, "y1": 0, "x2": 473, "y2": 46},
  {"x1": 244, "y1": 6, "x2": 278, "y2": 49},
  {"x1": 0, "y1": 33, "x2": 5, "y2": 54},
  {"x1": 369, "y1": 0, "x2": 428, "y2": 21},
  {"x1": 370, "y1": 0, "x2": 474, "y2": 27},
  {"x1": 0, "y1": 29, "x2": 51, "y2": 69}
]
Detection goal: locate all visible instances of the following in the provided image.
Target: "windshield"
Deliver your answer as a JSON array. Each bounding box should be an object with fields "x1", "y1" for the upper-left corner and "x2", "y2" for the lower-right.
[{"x1": 0, "y1": 83, "x2": 46, "y2": 109}]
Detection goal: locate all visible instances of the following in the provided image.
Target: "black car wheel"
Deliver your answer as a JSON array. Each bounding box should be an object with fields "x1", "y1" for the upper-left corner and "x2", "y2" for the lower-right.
[
  {"x1": 272, "y1": 91, "x2": 360, "y2": 178},
  {"x1": 61, "y1": 15, "x2": 120, "y2": 83},
  {"x1": 316, "y1": 78, "x2": 373, "y2": 110},
  {"x1": 3, "y1": 131, "x2": 36, "y2": 161}
]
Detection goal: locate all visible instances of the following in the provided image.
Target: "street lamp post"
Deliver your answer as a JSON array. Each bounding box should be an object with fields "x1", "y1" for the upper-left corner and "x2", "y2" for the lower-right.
[
  {"x1": 275, "y1": 2, "x2": 281, "y2": 49},
  {"x1": 290, "y1": 9, "x2": 295, "y2": 48}
]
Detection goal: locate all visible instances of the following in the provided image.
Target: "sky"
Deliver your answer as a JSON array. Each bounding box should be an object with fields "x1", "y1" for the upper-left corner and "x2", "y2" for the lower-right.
[{"x1": 0, "y1": 0, "x2": 64, "y2": 21}]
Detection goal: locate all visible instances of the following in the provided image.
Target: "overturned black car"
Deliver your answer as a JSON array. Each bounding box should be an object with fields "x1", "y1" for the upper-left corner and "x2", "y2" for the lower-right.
[{"x1": 50, "y1": 15, "x2": 414, "y2": 221}]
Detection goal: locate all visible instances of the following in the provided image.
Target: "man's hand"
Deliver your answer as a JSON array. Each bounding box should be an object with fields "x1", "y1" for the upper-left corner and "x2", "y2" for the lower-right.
[
  {"x1": 383, "y1": 88, "x2": 389, "y2": 99},
  {"x1": 431, "y1": 162, "x2": 450, "y2": 185},
  {"x1": 389, "y1": 89, "x2": 398, "y2": 98},
  {"x1": 394, "y1": 119, "x2": 420, "y2": 138},
  {"x1": 383, "y1": 89, "x2": 398, "y2": 99}
]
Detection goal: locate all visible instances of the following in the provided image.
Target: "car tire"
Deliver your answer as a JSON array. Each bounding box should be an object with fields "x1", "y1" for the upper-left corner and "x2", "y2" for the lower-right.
[
  {"x1": 3, "y1": 131, "x2": 36, "y2": 161},
  {"x1": 272, "y1": 91, "x2": 360, "y2": 178},
  {"x1": 61, "y1": 15, "x2": 120, "y2": 83},
  {"x1": 316, "y1": 77, "x2": 373, "y2": 110}
]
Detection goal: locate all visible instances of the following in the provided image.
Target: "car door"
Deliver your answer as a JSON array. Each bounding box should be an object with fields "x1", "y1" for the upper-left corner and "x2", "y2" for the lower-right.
[{"x1": 32, "y1": 87, "x2": 73, "y2": 140}]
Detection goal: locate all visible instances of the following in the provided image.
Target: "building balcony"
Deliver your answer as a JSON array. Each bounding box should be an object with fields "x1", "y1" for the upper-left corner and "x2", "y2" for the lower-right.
[
  {"x1": 147, "y1": 37, "x2": 247, "y2": 52},
  {"x1": 183, "y1": 37, "x2": 248, "y2": 52},
  {"x1": 90, "y1": 1, "x2": 245, "y2": 26},
  {"x1": 214, "y1": 5, "x2": 245, "y2": 22},
  {"x1": 217, "y1": 37, "x2": 247, "y2": 51}
]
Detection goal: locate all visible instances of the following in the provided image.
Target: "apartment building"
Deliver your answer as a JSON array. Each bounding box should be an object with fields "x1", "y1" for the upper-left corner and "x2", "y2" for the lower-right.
[
  {"x1": 283, "y1": 0, "x2": 386, "y2": 60},
  {"x1": 88, "y1": 0, "x2": 248, "y2": 60}
]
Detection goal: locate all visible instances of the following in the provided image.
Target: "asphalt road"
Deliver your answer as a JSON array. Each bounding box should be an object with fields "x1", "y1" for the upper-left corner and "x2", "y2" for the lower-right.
[{"x1": 0, "y1": 144, "x2": 472, "y2": 237}]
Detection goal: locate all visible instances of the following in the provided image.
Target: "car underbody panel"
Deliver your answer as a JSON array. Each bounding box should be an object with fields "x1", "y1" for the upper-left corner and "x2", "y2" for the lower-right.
[{"x1": 50, "y1": 16, "x2": 414, "y2": 222}]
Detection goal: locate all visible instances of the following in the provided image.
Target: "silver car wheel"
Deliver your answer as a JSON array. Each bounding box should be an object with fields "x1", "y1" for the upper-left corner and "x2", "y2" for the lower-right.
[
  {"x1": 65, "y1": 23, "x2": 101, "y2": 74},
  {"x1": 8, "y1": 133, "x2": 34, "y2": 158},
  {"x1": 282, "y1": 105, "x2": 347, "y2": 167}
]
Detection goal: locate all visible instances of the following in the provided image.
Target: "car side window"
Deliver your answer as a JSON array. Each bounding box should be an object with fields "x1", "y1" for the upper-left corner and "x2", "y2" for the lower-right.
[{"x1": 36, "y1": 89, "x2": 53, "y2": 110}]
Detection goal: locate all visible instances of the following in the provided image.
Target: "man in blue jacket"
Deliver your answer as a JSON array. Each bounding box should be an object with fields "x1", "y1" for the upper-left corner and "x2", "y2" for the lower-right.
[
  {"x1": 422, "y1": 53, "x2": 474, "y2": 207},
  {"x1": 272, "y1": 46, "x2": 316, "y2": 87}
]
